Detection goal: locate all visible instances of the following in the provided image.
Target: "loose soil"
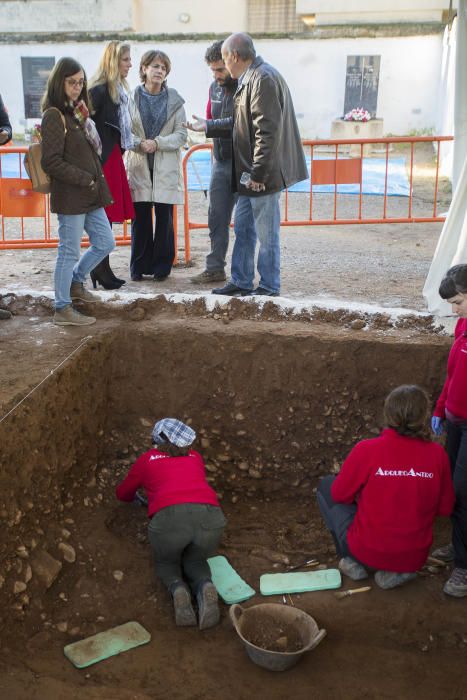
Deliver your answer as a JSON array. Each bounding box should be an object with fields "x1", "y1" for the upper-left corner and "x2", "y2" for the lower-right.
[
  {"x1": 0, "y1": 147, "x2": 461, "y2": 698},
  {"x1": 237, "y1": 608, "x2": 305, "y2": 653},
  {"x1": 0, "y1": 304, "x2": 464, "y2": 700}
]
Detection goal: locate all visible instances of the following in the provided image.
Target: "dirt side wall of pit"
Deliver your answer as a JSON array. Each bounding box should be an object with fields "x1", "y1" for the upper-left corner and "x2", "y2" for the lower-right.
[
  {"x1": 0, "y1": 319, "x2": 451, "y2": 623},
  {"x1": 0, "y1": 334, "x2": 114, "y2": 622},
  {"x1": 108, "y1": 320, "x2": 451, "y2": 493}
]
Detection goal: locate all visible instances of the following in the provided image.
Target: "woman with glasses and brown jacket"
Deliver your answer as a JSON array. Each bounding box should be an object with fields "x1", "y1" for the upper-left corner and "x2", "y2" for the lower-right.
[{"x1": 41, "y1": 57, "x2": 114, "y2": 326}]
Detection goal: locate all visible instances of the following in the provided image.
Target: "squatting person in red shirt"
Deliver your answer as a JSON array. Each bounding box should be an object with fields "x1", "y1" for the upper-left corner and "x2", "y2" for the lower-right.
[
  {"x1": 116, "y1": 418, "x2": 226, "y2": 629},
  {"x1": 317, "y1": 385, "x2": 454, "y2": 589},
  {"x1": 431, "y1": 264, "x2": 467, "y2": 597}
]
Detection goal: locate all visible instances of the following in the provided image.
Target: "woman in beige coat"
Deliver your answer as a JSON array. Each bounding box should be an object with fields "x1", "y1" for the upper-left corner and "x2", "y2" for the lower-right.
[{"x1": 125, "y1": 50, "x2": 187, "y2": 281}]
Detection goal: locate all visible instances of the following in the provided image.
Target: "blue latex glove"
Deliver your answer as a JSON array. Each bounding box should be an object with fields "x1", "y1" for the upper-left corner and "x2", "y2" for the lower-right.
[{"x1": 431, "y1": 416, "x2": 444, "y2": 436}]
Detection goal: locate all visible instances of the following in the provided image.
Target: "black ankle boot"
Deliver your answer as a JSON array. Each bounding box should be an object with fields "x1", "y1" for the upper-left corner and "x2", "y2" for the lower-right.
[
  {"x1": 90, "y1": 269, "x2": 122, "y2": 290},
  {"x1": 90, "y1": 255, "x2": 125, "y2": 289}
]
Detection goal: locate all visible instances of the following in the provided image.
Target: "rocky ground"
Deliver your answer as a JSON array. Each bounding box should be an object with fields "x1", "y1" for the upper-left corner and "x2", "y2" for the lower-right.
[
  {"x1": 0, "y1": 145, "x2": 463, "y2": 700},
  {"x1": 0, "y1": 303, "x2": 464, "y2": 700}
]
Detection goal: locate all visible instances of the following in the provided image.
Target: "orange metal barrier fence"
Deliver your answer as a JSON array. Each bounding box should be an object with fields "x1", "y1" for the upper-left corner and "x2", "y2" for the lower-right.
[
  {"x1": 182, "y1": 135, "x2": 453, "y2": 262},
  {"x1": 0, "y1": 145, "x2": 180, "y2": 260},
  {"x1": 1, "y1": 136, "x2": 453, "y2": 263}
]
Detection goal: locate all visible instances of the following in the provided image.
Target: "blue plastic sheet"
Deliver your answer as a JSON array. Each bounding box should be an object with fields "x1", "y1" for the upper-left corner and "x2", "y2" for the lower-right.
[
  {"x1": 1, "y1": 150, "x2": 410, "y2": 197},
  {"x1": 186, "y1": 151, "x2": 410, "y2": 197}
]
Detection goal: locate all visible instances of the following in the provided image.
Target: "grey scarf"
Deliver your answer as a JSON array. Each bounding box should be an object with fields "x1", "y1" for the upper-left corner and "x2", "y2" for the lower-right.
[{"x1": 118, "y1": 84, "x2": 133, "y2": 151}]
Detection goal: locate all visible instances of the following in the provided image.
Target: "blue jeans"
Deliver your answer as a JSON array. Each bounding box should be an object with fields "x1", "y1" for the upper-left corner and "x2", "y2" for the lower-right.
[
  {"x1": 231, "y1": 191, "x2": 281, "y2": 294},
  {"x1": 206, "y1": 158, "x2": 237, "y2": 273},
  {"x1": 55, "y1": 208, "x2": 115, "y2": 310}
]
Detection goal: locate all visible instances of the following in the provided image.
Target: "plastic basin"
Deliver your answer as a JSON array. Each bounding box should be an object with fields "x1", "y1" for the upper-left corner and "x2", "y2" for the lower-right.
[{"x1": 230, "y1": 603, "x2": 326, "y2": 672}]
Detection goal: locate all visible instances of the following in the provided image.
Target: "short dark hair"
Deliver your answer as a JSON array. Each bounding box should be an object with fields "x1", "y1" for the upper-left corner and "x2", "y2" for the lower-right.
[
  {"x1": 139, "y1": 50, "x2": 171, "y2": 83},
  {"x1": 439, "y1": 264, "x2": 467, "y2": 299},
  {"x1": 205, "y1": 40, "x2": 224, "y2": 65},
  {"x1": 41, "y1": 57, "x2": 89, "y2": 113},
  {"x1": 383, "y1": 385, "x2": 431, "y2": 441}
]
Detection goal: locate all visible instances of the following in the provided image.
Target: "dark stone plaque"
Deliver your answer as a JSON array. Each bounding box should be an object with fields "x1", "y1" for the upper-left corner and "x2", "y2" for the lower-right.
[
  {"x1": 343, "y1": 55, "x2": 380, "y2": 118},
  {"x1": 21, "y1": 57, "x2": 55, "y2": 119}
]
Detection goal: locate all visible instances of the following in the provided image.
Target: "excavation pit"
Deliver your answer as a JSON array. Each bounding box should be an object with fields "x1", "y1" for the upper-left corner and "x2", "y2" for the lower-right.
[{"x1": 0, "y1": 303, "x2": 464, "y2": 699}]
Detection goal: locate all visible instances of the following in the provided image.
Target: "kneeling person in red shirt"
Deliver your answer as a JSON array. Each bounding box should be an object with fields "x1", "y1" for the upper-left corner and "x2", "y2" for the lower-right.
[
  {"x1": 317, "y1": 385, "x2": 454, "y2": 589},
  {"x1": 116, "y1": 418, "x2": 226, "y2": 629}
]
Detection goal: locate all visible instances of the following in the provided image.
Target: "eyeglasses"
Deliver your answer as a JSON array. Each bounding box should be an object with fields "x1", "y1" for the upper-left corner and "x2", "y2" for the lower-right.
[{"x1": 65, "y1": 78, "x2": 85, "y2": 88}]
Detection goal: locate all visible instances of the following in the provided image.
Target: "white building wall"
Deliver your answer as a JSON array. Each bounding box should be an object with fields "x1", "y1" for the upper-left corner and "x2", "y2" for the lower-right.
[
  {"x1": 134, "y1": 0, "x2": 248, "y2": 34},
  {"x1": 0, "y1": 0, "x2": 132, "y2": 33},
  {"x1": 297, "y1": 0, "x2": 458, "y2": 24},
  {"x1": 0, "y1": 0, "x2": 458, "y2": 34},
  {"x1": 0, "y1": 35, "x2": 448, "y2": 140}
]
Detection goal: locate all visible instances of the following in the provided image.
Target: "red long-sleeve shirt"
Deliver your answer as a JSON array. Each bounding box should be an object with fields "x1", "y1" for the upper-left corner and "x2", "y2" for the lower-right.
[
  {"x1": 434, "y1": 318, "x2": 467, "y2": 420},
  {"x1": 331, "y1": 428, "x2": 454, "y2": 572},
  {"x1": 116, "y1": 449, "x2": 219, "y2": 518}
]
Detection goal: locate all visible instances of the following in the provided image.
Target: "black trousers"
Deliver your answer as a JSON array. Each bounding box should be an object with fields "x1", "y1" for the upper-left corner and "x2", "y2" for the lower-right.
[
  {"x1": 131, "y1": 201, "x2": 174, "y2": 278},
  {"x1": 317, "y1": 475, "x2": 357, "y2": 558},
  {"x1": 446, "y1": 419, "x2": 467, "y2": 569}
]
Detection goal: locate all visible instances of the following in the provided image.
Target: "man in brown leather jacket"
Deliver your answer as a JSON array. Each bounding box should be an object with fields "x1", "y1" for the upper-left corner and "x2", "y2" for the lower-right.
[{"x1": 186, "y1": 33, "x2": 308, "y2": 297}]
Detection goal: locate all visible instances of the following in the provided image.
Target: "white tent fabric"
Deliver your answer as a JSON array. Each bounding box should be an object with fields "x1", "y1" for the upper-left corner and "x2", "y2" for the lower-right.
[
  {"x1": 437, "y1": 21, "x2": 456, "y2": 178},
  {"x1": 423, "y1": 155, "x2": 467, "y2": 315}
]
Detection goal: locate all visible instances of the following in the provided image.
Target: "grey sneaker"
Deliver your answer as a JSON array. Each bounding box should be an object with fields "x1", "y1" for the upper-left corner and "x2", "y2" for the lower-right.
[
  {"x1": 432, "y1": 543, "x2": 455, "y2": 562},
  {"x1": 54, "y1": 306, "x2": 96, "y2": 326},
  {"x1": 190, "y1": 270, "x2": 226, "y2": 284},
  {"x1": 197, "y1": 581, "x2": 220, "y2": 630},
  {"x1": 172, "y1": 585, "x2": 197, "y2": 626},
  {"x1": 374, "y1": 571, "x2": 417, "y2": 590},
  {"x1": 0, "y1": 308, "x2": 12, "y2": 320},
  {"x1": 338, "y1": 557, "x2": 368, "y2": 581},
  {"x1": 70, "y1": 282, "x2": 99, "y2": 303},
  {"x1": 443, "y1": 568, "x2": 467, "y2": 598}
]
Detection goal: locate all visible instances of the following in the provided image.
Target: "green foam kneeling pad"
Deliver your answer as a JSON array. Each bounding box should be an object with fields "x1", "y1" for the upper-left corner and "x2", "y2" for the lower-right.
[
  {"x1": 208, "y1": 555, "x2": 256, "y2": 604},
  {"x1": 64, "y1": 621, "x2": 151, "y2": 669},
  {"x1": 260, "y1": 568, "x2": 342, "y2": 595}
]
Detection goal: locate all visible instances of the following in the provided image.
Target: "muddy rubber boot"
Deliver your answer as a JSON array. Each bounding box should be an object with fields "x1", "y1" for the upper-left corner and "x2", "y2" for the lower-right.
[
  {"x1": 54, "y1": 306, "x2": 96, "y2": 326},
  {"x1": 70, "y1": 282, "x2": 100, "y2": 303},
  {"x1": 374, "y1": 571, "x2": 417, "y2": 590},
  {"x1": 197, "y1": 581, "x2": 220, "y2": 631},
  {"x1": 431, "y1": 543, "x2": 455, "y2": 562},
  {"x1": 338, "y1": 557, "x2": 368, "y2": 581},
  {"x1": 172, "y1": 584, "x2": 197, "y2": 627}
]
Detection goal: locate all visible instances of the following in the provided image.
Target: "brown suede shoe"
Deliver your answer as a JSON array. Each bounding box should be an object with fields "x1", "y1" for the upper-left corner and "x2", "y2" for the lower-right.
[
  {"x1": 190, "y1": 270, "x2": 226, "y2": 285},
  {"x1": 54, "y1": 306, "x2": 96, "y2": 326},
  {"x1": 70, "y1": 282, "x2": 99, "y2": 303}
]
